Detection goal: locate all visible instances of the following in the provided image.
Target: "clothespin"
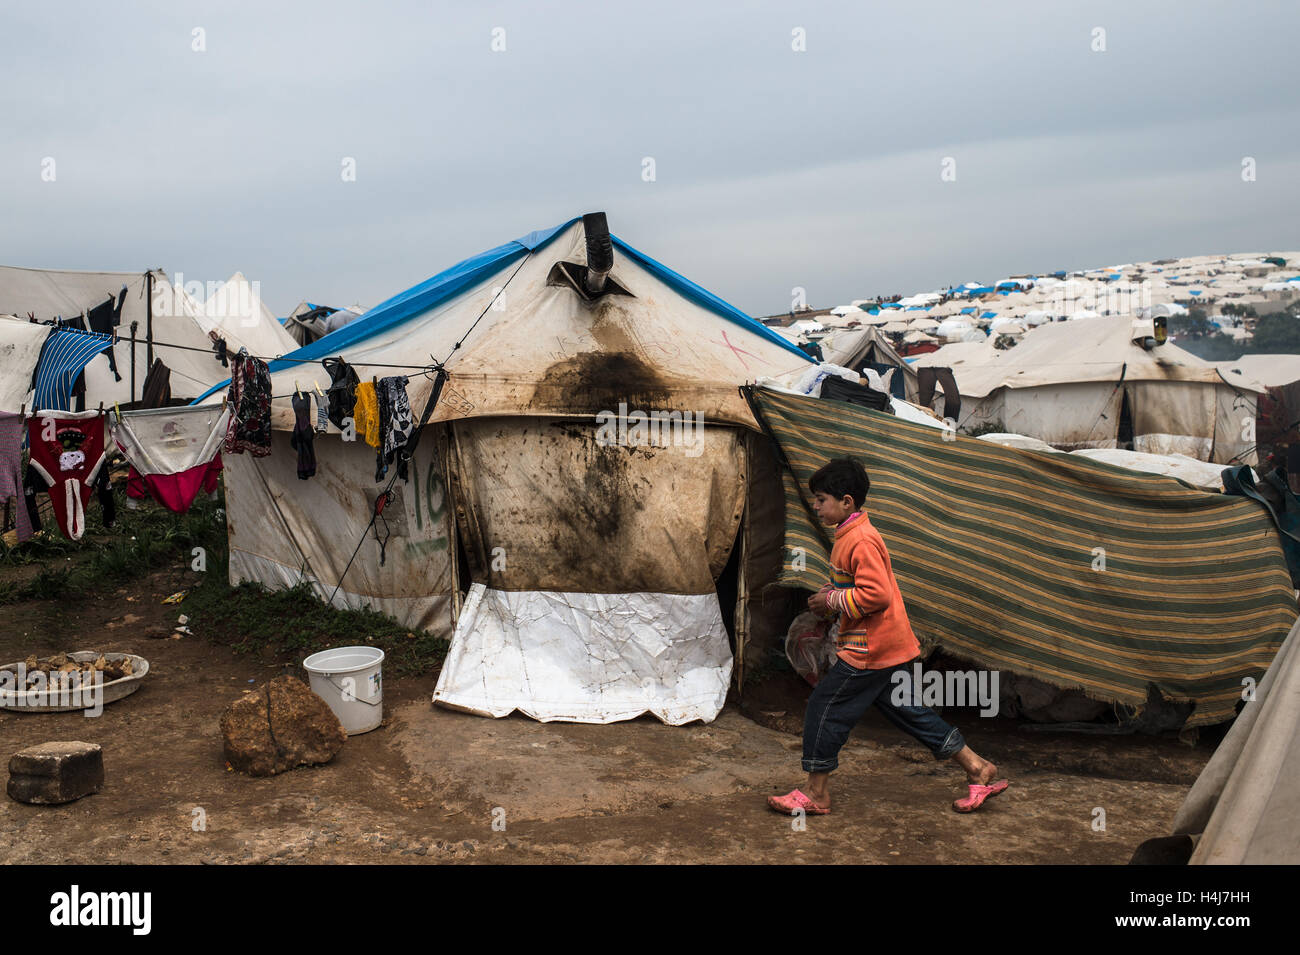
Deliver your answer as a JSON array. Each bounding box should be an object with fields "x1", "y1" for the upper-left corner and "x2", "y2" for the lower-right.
[
  {"x1": 294, "y1": 379, "x2": 300, "y2": 397},
  {"x1": 313, "y1": 379, "x2": 324, "y2": 398},
  {"x1": 97, "y1": 401, "x2": 104, "y2": 414},
  {"x1": 19, "y1": 403, "x2": 25, "y2": 418}
]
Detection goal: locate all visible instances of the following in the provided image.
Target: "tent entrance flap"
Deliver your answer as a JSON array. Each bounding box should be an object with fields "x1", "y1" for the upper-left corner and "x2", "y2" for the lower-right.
[{"x1": 432, "y1": 584, "x2": 732, "y2": 724}]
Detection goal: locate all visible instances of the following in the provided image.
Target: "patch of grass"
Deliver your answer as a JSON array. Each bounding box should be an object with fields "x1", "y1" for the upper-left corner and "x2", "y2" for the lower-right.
[
  {"x1": 23, "y1": 565, "x2": 74, "y2": 601},
  {"x1": 185, "y1": 579, "x2": 448, "y2": 677},
  {"x1": 3, "y1": 478, "x2": 445, "y2": 676},
  {"x1": 0, "y1": 484, "x2": 228, "y2": 596}
]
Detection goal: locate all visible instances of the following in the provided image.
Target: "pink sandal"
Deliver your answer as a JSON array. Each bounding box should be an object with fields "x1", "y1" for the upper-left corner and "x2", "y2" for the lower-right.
[
  {"x1": 767, "y1": 789, "x2": 830, "y2": 815},
  {"x1": 953, "y1": 779, "x2": 1009, "y2": 813}
]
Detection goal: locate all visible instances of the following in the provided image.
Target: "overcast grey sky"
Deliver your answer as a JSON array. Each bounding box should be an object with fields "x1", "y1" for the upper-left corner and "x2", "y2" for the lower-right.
[{"x1": 2, "y1": 1, "x2": 1297, "y2": 317}]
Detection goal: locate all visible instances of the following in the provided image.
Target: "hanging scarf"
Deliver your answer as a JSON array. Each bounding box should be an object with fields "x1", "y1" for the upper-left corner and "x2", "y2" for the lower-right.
[{"x1": 223, "y1": 352, "x2": 273, "y2": 457}]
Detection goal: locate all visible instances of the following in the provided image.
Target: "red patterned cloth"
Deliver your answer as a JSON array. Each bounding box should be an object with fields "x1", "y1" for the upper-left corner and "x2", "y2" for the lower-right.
[{"x1": 223, "y1": 353, "x2": 272, "y2": 457}]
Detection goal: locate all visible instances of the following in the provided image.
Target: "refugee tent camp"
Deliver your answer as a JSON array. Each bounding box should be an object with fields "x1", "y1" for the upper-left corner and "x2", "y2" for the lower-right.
[
  {"x1": 198, "y1": 214, "x2": 813, "y2": 724},
  {"x1": 938, "y1": 316, "x2": 1261, "y2": 463},
  {"x1": 189, "y1": 220, "x2": 1295, "y2": 733}
]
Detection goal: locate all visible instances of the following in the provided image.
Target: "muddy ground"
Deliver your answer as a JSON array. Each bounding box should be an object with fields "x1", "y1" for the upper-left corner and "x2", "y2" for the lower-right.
[{"x1": 0, "y1": 569, "x2": 1209, "y2": 865}]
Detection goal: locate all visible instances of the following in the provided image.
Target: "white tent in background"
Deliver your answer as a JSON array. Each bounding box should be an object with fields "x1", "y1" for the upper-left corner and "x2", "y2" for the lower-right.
[
  {"x1": 817, "y1": 324, "x2": 919, "y2": 401},
  {"x1": 0, "y1": 265, "x2": 240, "y2": 404},
  {"x1": 1213, "y1": 355, "x2": 1300, "y2": 389},
  {"x1": 197, "y1": 272, "x2": 298, "y2": 363},
  {"x1": 200, "y1": 214, "x2": 813, "y2": 725},
  {"x1": 910, "y1": 339, "x2": 996, "y2": 371},
  {"x1": 935, "y1": 318, "x2": 975, "y2": 341},
  {"x1": 943, "y1": 317, "x2": 1261, "y2": 463},
  {"x1": 790, "y1": 318, "x2": 826, "y2": 336}
]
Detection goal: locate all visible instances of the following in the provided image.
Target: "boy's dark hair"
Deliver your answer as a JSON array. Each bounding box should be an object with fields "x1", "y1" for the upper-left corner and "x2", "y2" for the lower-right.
[{"x1": 809, "y1": 457, "x2": 870, "y2": 508}]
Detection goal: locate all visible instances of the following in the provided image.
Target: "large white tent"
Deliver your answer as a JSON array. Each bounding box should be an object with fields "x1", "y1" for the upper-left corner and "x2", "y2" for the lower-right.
[
  {"x1": 939, "y1": 316, "x2": 1262, "y2": 463},
  {"x1": 200, "y1": 215, "x2": 812, "y2": 725}
]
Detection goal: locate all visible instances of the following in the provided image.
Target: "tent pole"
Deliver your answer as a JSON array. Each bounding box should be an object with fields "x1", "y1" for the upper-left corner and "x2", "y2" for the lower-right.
[
  {"x1": 129, "y1": 320, "x2": 138, "y2": 403},
  {"x1": 145, "y1": 271, "x2": 154, "y2": 371}
]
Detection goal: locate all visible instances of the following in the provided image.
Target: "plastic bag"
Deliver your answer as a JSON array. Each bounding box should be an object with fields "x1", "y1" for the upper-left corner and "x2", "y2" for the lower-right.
[{"x1": 785, "y1": 612, "x2": 840, "y2": 687}]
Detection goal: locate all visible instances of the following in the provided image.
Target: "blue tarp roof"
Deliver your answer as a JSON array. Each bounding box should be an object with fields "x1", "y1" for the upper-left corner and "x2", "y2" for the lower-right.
[
  {"x1": 981, "y1": 311, "x2": 997, "y2": 318},
  {"x1": 960, "y1": 307, "x2": 976, "y2": 314},
  {"x1": 193, "y1": 218, "x2": 810, "y2": 403}
]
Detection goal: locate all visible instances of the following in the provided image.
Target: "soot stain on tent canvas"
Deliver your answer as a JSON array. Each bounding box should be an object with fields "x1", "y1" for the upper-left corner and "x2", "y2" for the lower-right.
[
  {"x1": 530, "y1": 350, "x2": 670, "y2": 414},
  {"x1": 528, "y1": 300, "x2": 672, "y2": 414}
]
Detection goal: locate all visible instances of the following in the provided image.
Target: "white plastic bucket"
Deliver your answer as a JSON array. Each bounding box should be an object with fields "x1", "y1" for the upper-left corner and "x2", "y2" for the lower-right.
[{"x1": 302, "y1": 646, "x2": 385, "y2": 735}]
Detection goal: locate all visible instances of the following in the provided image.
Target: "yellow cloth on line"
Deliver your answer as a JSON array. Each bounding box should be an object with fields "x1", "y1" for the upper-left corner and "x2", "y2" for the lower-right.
[{"x1": 353, "y1": 382, "x2": 380, "y2": 449}]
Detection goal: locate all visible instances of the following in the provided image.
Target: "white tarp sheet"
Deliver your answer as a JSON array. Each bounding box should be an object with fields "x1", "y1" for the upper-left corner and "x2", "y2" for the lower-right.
[{"x1": 433, "y1": 584, "x2": 733, "y2": 725}]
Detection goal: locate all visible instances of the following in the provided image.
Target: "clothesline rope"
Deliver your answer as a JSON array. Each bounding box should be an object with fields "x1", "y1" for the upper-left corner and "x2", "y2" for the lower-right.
[{"x1": 36, "y1": 322, "x2": 438, "y2": 371}]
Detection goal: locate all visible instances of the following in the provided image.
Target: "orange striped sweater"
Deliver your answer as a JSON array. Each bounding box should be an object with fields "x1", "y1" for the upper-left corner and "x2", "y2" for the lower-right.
[{"x1": 824, "y1": 511, "x2": 921, "y2": 669}]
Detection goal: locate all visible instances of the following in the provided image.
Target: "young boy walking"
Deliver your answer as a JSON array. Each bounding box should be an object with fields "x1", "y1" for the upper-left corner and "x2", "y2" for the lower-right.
[{"x1": 768, "y1": 457, "x2": 1008, "y2": 816}]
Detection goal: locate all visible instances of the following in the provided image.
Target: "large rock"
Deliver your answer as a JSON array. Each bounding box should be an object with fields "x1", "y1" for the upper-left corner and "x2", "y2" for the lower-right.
[
  {"x1": 8, "y1": 741, "x2": 104, "y2": 804},
  {"x1": 221, "y1": 676, "x2": 345, "y2": 777}
]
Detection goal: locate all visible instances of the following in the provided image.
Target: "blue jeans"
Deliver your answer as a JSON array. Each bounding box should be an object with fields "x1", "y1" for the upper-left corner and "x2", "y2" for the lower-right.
[{"x1": 803, "y1": 658, "x2": 965, "y2": 773}]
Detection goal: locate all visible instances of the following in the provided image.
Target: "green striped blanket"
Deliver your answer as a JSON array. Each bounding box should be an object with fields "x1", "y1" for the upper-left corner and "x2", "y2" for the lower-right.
[{"x1": 750, "y1": 386, "x2": 1298, "y2": 728}]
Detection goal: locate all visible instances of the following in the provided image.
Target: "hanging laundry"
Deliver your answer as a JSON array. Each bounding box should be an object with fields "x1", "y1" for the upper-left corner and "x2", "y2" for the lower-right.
[
  {"x1": 23, "y1": 466, "x2": 44, "y2": 535},
  {"x1": 289, "y1": 392, "x2": 316, "y2": 480},
  {"x1": 141, "y1": 358, "x2": 172, "y2": 409},
  {"x1": 84, "y1": 290, "x2": 126, "y2": 382},
  {"x1": 352, "y1": 381, "x2": 381, "y2": 449},
  {"x1": 112, "y1": 405, "x2": 229, "y2": 514},
  {"x1": 322, "y1": 356, "x2": 359, "y2": 430},
  {"x1": 208, "y1": 331, "x2": 229, "y2": 368},
  {"x1": 315, "y1": 393, "x2": 329, "y2": 434},
  {"x1": 31, "y1": 327, "x2": 114, "y2": 413},
  {"x1": 0, "y1": 412, "x2": 34, "y2": 542},
  {"x1": 379, "y1": 375, "x2": 413, "y2": 481},
  {"x1": 375, "y1": 377, "x2": 391, "y2": 482},
  {"x1": 95, "y1": 467, "x2": 115, "y2": 528},
  {"x1": 26, "y1": 411, "x2": 110, "y2": 541},
  {"x1": 223, "y1": 351, "x2": 272, "y2": 457}
]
